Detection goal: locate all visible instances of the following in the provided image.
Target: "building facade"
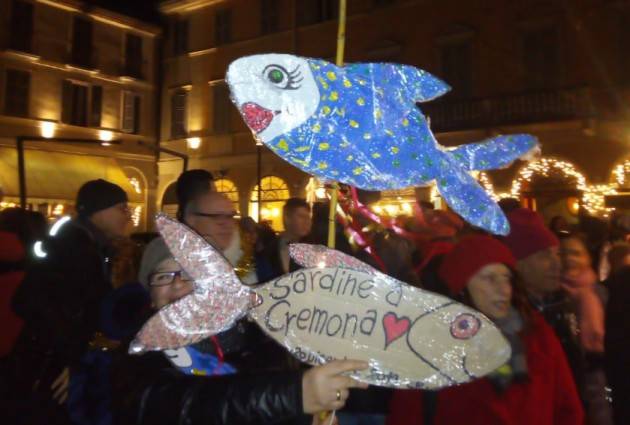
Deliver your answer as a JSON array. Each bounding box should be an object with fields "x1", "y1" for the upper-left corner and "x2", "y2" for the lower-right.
[
  {"x1": 156, "y1": 0, "x2": 630, "y2": 227},
  {"x1": 0, "y1": 0, "x2": 162, "y2": 230}
]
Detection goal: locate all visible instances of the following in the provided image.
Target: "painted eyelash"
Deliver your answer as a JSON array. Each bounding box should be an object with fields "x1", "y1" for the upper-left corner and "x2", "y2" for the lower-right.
[{"x1": 286, "y1": 65, "x2": 303, "y2": 90}]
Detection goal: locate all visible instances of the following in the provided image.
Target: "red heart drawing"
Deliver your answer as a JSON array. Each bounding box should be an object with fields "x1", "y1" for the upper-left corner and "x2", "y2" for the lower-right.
[{"x1": 383, "y1": 312, "x2": 411, "y2": 348}]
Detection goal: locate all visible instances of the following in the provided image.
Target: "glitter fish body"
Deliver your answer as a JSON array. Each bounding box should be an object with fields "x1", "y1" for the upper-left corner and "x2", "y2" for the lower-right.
[
  {"x1": 131, "y1": 216, "x2": 511, "y2": 389},
  {"x1": 226, "y1": 54, "x2": 540, "y2": 235}
]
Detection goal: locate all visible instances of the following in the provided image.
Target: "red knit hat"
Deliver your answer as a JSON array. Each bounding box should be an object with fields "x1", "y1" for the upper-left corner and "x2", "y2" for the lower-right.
[
  {"x1": 438, "y1": 235, "x2": 516, "y2": 295},
  {"x1": 501, "y1": 208, "x2": 559, "y2": 260}
]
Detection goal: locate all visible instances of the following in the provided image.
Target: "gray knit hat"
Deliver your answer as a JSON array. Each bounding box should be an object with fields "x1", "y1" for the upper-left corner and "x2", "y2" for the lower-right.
[{"x1": 138, "y1": 237, "x2": 173, "y2": 288}]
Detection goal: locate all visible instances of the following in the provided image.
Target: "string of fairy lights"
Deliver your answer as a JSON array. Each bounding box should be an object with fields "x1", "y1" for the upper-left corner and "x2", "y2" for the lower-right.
[
  {"x1": 304, "y1": 157, "x2": 628, "y2": 219},
  {"x1": 480, "y1": 157, "x2": 621, "y2": 218}
]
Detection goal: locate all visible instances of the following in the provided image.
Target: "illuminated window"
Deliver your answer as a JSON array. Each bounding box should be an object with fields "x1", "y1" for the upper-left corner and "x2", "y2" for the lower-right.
[
  {"x1": 214, "y1": 178, "x2": 239, "y2": 211},
  {"x1": 249, "y1": 176, "x2": 290, "y2": 231}
]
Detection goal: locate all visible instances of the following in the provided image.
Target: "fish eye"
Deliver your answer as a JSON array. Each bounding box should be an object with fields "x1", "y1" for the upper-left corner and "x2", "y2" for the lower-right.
[
  {"x1": 264, "y1": 65, "x2": 288, "y2": 85},
  {"x1": 450, "y1": 313, "x2": 481, "y2": 340},
  {"x1": 268, "y1": 68, "x2": 284, "y2": 84},
  {"x1": 262, "y1": 64, "x2": 303, "y2": 90}
]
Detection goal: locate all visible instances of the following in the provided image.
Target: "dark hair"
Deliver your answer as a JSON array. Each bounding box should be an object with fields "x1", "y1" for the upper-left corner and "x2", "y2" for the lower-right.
[
  {"x1": 372, "y1": 230, "x2": 421, "y2": 287},
  {"x1": 282, "y1": 198, "x2": 310, "y2": 217},
  {"x1": 559, "y1": 231, "x2": 593, "y2": 264},
  {"x1": 608, "y1": 242, "x2": 630, "y2": 275},
  {"x1": 0, "y1": 208, "x2": 47, "y2": 248},
  {"x1": 498, "y1": 198, "x2": 521, "y2": 213},
  {"x1": 175, "y1": 169, "x2": 214, "y2": 221}
]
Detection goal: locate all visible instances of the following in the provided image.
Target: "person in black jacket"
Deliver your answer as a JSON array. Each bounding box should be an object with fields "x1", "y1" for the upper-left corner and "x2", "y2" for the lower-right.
[
  {"x1": 5, "y1": 179, "x2": 130, "y2": 425},
  {"x1": 112, "y1": 230, "x2": 368, "y2": 425},
  {"x1": 604, "y1": 266, "x2": 630, "y2": 425},
  {"x1": 263, "y1": 198, "x2": 312, "y2": 279}
]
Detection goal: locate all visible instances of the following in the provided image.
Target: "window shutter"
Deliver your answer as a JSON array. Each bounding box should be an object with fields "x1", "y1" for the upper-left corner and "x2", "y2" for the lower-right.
[
  {"x1": 90, "y1": 85, "x2": 102, "y2": 127},
  {"x1": 61, "y1": 80, "x2": 73, "y2": 123}
]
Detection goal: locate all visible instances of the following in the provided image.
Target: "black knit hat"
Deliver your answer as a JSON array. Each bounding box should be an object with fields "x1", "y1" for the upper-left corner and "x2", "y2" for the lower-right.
[
  {"x1": 176, "y1": 169, "x2": 214, "y2": 221},
  {"x1": 76, "y1": 179, "x2": 128, "y2": 217}
]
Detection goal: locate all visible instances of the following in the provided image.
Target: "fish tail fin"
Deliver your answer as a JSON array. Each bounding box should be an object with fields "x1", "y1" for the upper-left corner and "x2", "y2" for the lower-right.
[
  {"x1": 449, "y1": 134, "x2": 539, "y2": 171},
  {"x1": 435, "y1": 153, "x2": 510, "y2": 235}
]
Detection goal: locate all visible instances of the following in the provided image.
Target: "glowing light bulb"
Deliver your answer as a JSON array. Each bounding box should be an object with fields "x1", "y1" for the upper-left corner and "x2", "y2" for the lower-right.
[
  {"x1": 40, "y1": 121, "x2": 56, "y2": 139},
  {"x1": 187, "y1": 137, "x2": 201, "y2": 149}
]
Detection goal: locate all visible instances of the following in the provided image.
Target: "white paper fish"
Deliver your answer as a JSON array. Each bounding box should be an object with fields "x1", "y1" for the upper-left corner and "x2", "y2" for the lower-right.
[{"x1": 131, "y1": 215, "x2": 511, "y2": 389}]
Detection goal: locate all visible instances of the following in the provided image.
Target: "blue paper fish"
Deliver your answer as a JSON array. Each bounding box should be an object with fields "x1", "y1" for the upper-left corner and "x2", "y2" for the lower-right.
[{"x1": 226, "y1": 54, "x2": 539, "y2": 235}]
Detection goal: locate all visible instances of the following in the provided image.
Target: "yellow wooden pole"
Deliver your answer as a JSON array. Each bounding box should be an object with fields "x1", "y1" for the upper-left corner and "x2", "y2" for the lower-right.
[{"x1": 327, "y1": 0, "x2": 347, "y2": 249}]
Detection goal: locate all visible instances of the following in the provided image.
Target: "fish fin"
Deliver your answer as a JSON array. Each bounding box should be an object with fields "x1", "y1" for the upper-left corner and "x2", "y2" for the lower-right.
[
  {"x1": 345, "y1": 63, "x2": 450, "y2": 102},
  {"x1": 289, "y1": 243, "x2": 378, "y2": 274},
  {"x1": 155, "y1": 214, "x2": 242, "y2": 289},
  {"x1": 400, "y1": 65, "x2": 451, "y2": 102},
  {"x1": 435, "y1": 155, "x2": 510, "y2": 235},
  {"x1": 448, "y1": 134, "x2": 539, "y2": 171}
]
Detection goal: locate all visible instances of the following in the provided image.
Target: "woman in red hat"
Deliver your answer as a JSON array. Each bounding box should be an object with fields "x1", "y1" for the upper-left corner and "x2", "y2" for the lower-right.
[{"x1": 387, "y1": 235, "x2": 584, "y2": 425}]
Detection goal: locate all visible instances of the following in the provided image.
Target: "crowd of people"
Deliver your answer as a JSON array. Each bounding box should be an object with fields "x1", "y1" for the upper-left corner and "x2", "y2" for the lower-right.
[{"x1": 0, "y1": 169, "x2": 628, "y2": 425}]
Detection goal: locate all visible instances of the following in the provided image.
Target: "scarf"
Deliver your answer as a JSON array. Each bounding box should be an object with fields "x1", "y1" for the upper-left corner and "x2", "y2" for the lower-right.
[{"x1": 488, "y1": 307, "x2": 528, "y2": 392}]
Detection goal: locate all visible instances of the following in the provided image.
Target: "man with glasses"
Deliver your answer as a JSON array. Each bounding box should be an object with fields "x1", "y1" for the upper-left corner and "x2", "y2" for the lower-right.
[{"x1": 183, "y1": 191, "x2": 238, "y2": 253}]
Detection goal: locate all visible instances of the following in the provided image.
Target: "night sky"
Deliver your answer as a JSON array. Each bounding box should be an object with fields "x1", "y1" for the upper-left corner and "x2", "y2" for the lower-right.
[{"x1": 85, "y1": 0, "x2": 163, "y2": 24}]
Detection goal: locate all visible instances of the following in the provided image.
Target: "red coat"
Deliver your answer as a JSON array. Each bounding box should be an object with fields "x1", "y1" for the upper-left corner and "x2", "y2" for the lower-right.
[
  {"x1": 0, "y1": 231, "x2": 25, "y2": 357},
  {"x1": 387, "y1": 314, "x2": 583, "y2": 425}
]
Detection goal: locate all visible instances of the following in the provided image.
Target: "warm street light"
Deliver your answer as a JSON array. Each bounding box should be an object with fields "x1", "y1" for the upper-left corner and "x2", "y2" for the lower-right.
[
  {"x1": 187, "y1": 137, "x2": 201, "y2": 149},
  {"x1": 99, "y1": 130, "x2": 114, "y2": 142},
  {"x1": 40, "y1": 121, "x2": 56, "y2": 139}
]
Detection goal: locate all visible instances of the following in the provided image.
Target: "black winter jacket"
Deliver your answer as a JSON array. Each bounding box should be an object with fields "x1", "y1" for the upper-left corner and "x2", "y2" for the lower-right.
[
  {"x1": 4, "y1": 218, "x2": 114, "y2": 424},
  {"x1": 111, "y1": 349, "x2": 307, "y2": 425}
]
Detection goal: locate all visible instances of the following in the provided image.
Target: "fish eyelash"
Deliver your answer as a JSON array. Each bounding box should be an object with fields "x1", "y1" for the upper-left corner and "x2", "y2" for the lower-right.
[{"x1": 286, "y1": 65, "x2": 302, "y2": 90}]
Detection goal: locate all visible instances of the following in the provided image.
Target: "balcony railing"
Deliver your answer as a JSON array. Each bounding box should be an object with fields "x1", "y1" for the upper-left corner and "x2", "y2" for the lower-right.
[{"x1": 421, "y1": 87, "x2": 594, "y2": 132}]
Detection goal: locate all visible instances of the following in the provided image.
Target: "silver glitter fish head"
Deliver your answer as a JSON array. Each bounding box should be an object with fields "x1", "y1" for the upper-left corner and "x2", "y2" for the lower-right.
[{"x1": 226, "y1": 54, "x2": 320, "y2": 144}]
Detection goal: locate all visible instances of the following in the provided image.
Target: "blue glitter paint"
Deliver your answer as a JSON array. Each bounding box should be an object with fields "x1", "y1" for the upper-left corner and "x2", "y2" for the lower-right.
[{"x1": 227, "y1": 55, "x2": 539, "y2": 235}]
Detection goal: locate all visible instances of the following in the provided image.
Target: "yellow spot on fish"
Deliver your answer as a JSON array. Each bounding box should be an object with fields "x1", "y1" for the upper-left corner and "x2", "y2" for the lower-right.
[
  {"x1": 350, "y1": 120, "x2": 359, "y2": 128},
  {"x1": 296, "y1": 146, "x2": 310, "y2": 152},
  {"x1": 346, "y1": 155, "x2": 354, "y2": 161},
  {"x1": 343, "y1": 78, "x2": 352, "y2": 88},
  {"x1": 372, "y1": 153, "x2": 381, "y2": 158},
  {"x1": 312, "y1": 123, "x2": 321, "y2": 133},
  {"x1": 322, "y1": 106, "x2": 331, "y2": 115},
  {"x1": 375, "y1": 109, "x2": 383, "y2": 120},
  {"x1": 357, "y1": 97, "x2": 365, "y2": 106},
  {"x1": 294, "y1": 159, "x2": 310, "y2": 167},
  {"x1": 353, "y1": 167, "x2": 364, "y2": 175},
  {"x1": 391, "y1": 146, "x2": 399, "y2": 154},
  {"x1": 385, "y1": 129, "x2": 394, "y2": 137},
  {"x1": 318, "y1": 142, "x2": 330, "y2": 151},
  {"x1": 318, "y1": 161, "x2": 328, "y2": 170},
  {"x1": 326, "y1": 71, "x2": 337, "y2": 81},
  {"x1": 363, "y1": 133, "x2": 372, "y2": 140},
  {"x1": 358, "y1": 79, "x2": 367, "y2": 85},
  {"x1": 402, "y1": 118, "x2": 409, "y2": 127},
  {"x1": 335, "y1": 108, "x2": 345, "y2": 117},
  {"x1": 340, "y1": 140, "x2": 350, "y2": 148},
  {"x1": 329, "y1": 91, "x2": 339, "y2": 101},
  {"x1": 276, "y1": 139, "x2": 288, "y2": 152},
  {"x1": 318, "y1": 77, "x2": 329, "y2": 90}
]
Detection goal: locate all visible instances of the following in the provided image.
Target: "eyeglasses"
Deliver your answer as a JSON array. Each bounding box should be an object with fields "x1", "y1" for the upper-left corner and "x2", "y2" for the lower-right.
[
  {"x1": 191, "y1": 212, "x2": 237, "y2": 220},
  {"x1": 148, "y1": 270, "x2": 194, "y2": 287}
]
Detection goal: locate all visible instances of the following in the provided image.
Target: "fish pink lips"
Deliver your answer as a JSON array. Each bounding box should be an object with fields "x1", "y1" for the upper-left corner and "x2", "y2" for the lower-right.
[{"x1": 241, "y1": 102, "x2": 278, "y2": 133}]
